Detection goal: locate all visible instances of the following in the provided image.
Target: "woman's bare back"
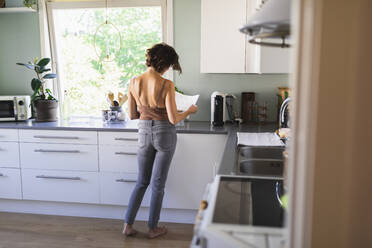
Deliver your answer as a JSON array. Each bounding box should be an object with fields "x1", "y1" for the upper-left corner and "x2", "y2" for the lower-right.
[
  {"x1": 130, "y1": 68, "x2": 170, "y2": 109},
  {"x1": 128, "y1": 67, "x2": 197, "y2": 124}
]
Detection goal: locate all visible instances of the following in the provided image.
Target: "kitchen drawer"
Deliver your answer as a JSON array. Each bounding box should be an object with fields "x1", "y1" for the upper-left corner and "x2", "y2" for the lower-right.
[
  {"x1": 98, "y1": 132, "x2": 138, "y2": 146},
  {"x1": 22, "y1": 169, "x2": 100, "y2": 204},
  {"x1": 0, "y1": 168, "x2": 22, "y2": 200},
  {"x1": 100, "y1": 172, "x2": 150, "y2": 206},
  {"x1": 20, "y1": 143, "x2": 98, "y2": 171},
  {"x1": 19, "y1": 130, "x2": 97, "y2": 144},
  {"x1": 0, "y1": 142, "x2": 20, "y2": 168},
  {"x1": 0, "y1": 129, "x2": 18, "y2": 142},
  {"x1": 99, "y1": 145, "x2": 138, "y2": 173}
]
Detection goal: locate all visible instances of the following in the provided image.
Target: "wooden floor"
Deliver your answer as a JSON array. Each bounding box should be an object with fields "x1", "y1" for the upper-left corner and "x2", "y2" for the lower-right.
[{"x1": 0, "y1": 212, "x2": 193, "y2": 248}]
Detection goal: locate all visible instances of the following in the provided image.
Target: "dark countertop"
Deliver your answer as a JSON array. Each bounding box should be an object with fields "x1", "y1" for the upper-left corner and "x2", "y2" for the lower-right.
[
  {"x1": 0, "y1": 118, "x2": 278, "y2": 175},
  {"x1": 0, "y1": 119, "x2": 228, "y2": 134},
  {"x1": 218, "y1": 122, "x2": 279, "y2": 175}
]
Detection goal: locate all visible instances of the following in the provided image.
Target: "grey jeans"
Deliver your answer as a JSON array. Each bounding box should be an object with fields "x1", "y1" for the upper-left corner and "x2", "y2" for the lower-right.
[{"x1": 125, "y1": 120, "x2": 177, "y2": 229}]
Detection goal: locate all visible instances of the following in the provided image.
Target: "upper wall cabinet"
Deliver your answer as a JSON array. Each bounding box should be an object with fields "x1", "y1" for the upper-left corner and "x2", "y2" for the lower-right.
[
  {"x1": 200, "y1": 0, "x2": 290, "y2": 74},
  {"x1": 200, "y1": 0, "x2": 247, "y2": 73}
]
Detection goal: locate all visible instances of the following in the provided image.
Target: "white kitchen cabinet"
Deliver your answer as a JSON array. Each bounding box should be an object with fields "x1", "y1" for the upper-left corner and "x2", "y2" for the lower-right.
[
  {"x1": 200, "y1": 0, "x2": 289, "y2": 74},
  {"x1": 0, "y1": 142, "x2": 20, "y2": 168},
  {"x1": 268, "y1": 234, "x2": 287, "y2": 248},
  {"x1": 20, "y1": 143, "x2": 99, "y2": 171},
  {"x1": 0, "y1": 126, "x2": 227, "y2": 221},
  {"x1": 99, "y1": 145, "x2": 138, "y2": 173},
  {"x1": 99, "y1": 131, "x2": 227, "y2": 210},
  {"x1": 98, "y1": 132, "x2": 138, "y2": 146},
  {"x1": 98, "y1": 131, "x2": 139, "y2": 173},
  {"x1": 200, "y1": 0, "x2": 247, "y2": 73},
  {"x1": 0, "y1": 129, "x2": 18, "y2": 142},
  {"x1": 257, "y1": 39, "x2": 290, "y2": 74},
  {"x1": 22, "y1": 169, "x2": 100, "y2": 204},
  {"x1": 232, "y1": 233, "x2": 267, "y2": 247},
  {"x1": 0, "y1": 168, "x2": 22, "y2": 200},
  {"x1": 19, "y1": 129, "x2": 97, "y2": 144},
  {"x1": 164, "y1": 134, "x2": 227, "y2": 209},
  {"x1": 100, "y1": 172, "x2": 151, "y2": 206}
]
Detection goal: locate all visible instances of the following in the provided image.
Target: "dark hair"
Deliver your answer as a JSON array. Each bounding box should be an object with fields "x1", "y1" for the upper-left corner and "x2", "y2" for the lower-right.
[{"x1": 146, "y1": 43, "x2": 182, "y2": 74}]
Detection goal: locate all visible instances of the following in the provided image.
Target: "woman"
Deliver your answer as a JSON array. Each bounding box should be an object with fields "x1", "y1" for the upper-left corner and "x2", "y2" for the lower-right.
[{"x1": 123, "y1": 43, "x2": 198, "y2": 239}]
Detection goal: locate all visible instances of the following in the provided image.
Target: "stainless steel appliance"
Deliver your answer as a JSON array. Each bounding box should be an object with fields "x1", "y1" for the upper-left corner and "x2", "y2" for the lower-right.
[
  {"x1": 191, "y1": 176, "x2": 286, "y2": 248},
  {"x1": 225, "y1": 94, "x2": 237, "y2": 123},
  {"x1": 211, "y1": 92, "x2": 226, "y2": 126},
  {"x1": 0, "y1": 96, "x2": 31, "y2": 121},
  {"x1": 213, "y1": 177, "x2": 284, "y2": 227},
  {"x1": 279, "y1": 97, "x2": 291, "y2": 128},
  {"x1": 240, "y1": 0, "x2": 291, "y2": 48},
  {"x1": 211, "y1": 92, "x2": 237, "y2": 126}
]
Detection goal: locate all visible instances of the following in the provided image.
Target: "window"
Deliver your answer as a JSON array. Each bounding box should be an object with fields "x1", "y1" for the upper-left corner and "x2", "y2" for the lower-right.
[{"x1": 47, "y1": 0, "x2": 171, "y2": 119}]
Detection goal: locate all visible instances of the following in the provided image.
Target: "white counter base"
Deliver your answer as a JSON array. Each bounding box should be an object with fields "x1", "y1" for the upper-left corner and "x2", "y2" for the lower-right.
[{"x1": 0, "y1": 199, "x2": 197, "y2": 224}]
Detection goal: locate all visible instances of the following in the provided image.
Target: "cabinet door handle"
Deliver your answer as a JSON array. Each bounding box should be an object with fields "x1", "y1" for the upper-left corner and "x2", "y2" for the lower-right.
[
  {"x1": 0, "y1": 173, "x2": 4, "y2": 177},
  {"x1": 36, "y1": 175, "x2": 81, "y2": 180},
  {"x1": 114, "y1": 152, "x2": 137, "y2": 156},
  {"x1": 116, "y1": 179, "x2": 137, "y2": 183},
  {"x1": 33, "y1": 135, "x2": 80, "y2": 140},
  {"x1": 114, "y1": 138, "x2": 138, "y2": 141},
  {"x1": 34, "y1": 149, "x2": 80, "y2": 153}
]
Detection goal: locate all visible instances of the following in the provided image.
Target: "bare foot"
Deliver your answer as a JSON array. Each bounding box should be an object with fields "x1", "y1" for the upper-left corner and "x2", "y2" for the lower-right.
[
  {"x1": 122, "y1": 223, "x2": 138, "y2": 237},
  {"x1": 148, "y1": 226, "x2": 168, "y2": 239}
]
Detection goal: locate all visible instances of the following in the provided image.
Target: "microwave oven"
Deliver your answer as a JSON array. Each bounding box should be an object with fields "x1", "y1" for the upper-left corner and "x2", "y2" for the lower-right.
[{"x1": 0, "y1": 96, "x2": 32, "y2": 121}]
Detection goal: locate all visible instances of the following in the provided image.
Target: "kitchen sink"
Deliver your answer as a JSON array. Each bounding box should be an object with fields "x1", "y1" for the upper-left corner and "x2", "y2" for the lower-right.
[
  {"x1": 239, "y1": 146, "x2": 284, "y2": 160},
  {"x1": 237, "y1": 146, "x2": 285, "y2": 177},
  {"x1": 239, "y1": 159, "x2": 283, "y2": 176}
]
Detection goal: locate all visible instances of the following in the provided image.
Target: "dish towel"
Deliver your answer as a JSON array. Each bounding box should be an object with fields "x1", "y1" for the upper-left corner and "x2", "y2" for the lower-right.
[{"x1": 237, "y1": 132, "x2": 284, "y2": 146}]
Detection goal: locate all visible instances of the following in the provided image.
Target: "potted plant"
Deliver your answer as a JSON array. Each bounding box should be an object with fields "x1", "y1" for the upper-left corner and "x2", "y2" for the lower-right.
[
  {"x1": 16, "y1": 57, "x2": 58, "y2": 122},
  {"x1": 23, "y1": 0, "x2": 38, "y2": 9}
]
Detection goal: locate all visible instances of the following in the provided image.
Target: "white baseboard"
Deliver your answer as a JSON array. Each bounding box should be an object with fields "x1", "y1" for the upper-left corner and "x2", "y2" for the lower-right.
[{"x1": 0, "y1": 199, "x2": 197, "y2": 224}]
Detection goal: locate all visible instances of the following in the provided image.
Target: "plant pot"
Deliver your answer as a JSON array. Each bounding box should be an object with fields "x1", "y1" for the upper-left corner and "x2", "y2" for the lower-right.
[{"x1": 34, "y1": 100, "x2": 58, "y2": 122}]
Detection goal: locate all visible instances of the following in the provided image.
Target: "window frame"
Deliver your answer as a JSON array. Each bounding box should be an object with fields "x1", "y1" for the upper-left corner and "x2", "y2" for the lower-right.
[{"x1": 43, "y1": 0, "x2": 173, "y2": 119}]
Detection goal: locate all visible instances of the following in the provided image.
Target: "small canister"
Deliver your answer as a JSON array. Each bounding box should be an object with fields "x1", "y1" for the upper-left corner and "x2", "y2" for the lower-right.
[
  {"x1": 110, "y1": 106, "x2": 126, "y2": 121},
  {"x1": 102, "y1": 110, "x2": 110, "y2": 123}
]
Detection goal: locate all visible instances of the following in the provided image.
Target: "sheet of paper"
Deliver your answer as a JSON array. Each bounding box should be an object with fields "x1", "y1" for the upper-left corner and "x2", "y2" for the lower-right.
[{"x1": 175, "y1": 92, "x2": 199, "y2": 111}]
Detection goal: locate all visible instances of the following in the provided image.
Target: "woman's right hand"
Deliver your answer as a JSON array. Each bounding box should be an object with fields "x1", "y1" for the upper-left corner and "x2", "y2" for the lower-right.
[{"x1": 188, "y1": 104, "x2": 198, "y2": 114}]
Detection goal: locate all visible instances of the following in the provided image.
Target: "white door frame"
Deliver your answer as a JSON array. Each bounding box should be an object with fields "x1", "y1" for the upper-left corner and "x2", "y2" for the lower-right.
[
  {"x1": 289, "y1": 0, "x2": 372, "y2": 247},
  {"x1": 287, "y1": 0, "x2": 323, "y2": 246}
]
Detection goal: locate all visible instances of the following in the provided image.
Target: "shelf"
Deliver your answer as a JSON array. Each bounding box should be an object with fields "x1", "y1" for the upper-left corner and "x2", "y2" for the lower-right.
[{"x1": 0, "y1": 7, "x2": 37, "y2": 13}]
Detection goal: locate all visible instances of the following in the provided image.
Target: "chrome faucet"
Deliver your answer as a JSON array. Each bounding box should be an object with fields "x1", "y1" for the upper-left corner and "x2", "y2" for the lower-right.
[{"x1": 279, "y1": 97, "x2": 291, "y2": 128}]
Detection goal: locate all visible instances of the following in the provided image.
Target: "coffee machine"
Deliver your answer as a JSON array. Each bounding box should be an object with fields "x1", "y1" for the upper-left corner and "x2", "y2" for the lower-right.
[{"x1": 211, "y1": 92, "x2": 236, "y2": 126}]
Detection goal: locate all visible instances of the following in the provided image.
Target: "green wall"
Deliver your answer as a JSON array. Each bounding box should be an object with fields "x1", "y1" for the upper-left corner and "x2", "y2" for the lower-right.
[
  {"x1": 0, "y1": 12, "x2": 41, "y2": 96},
  {"x1": 0, "y1": 0, "x2": 288, "y2": 122},
  {"x1": 173, "y1": 0, "x2": 288, "y2": 121}
]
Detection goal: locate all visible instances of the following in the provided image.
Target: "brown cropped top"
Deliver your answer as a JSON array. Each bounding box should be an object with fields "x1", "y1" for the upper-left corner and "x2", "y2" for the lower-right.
[
  {"x1": 131, "y1": 77, "x2": 169, "y2": 120},
  {"x1": 137, "y1": 106, "x2": 168, "y2": 120}
]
